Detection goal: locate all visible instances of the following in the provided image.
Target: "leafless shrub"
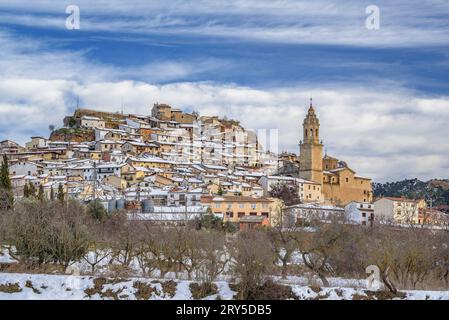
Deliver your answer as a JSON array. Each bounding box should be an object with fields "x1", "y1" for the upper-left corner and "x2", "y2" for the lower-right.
[
  {"x1": 2, "y1": 198, "x2": 90, "y2": 269},
  {"x1": 189, "y1": 282, "x2": 218, "y2": 299}
]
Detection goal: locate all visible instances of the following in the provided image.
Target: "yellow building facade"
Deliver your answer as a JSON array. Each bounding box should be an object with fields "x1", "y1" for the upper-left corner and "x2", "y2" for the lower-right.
[{"x1": 298, "y1": 100, "x2": 372, "y2": 206}]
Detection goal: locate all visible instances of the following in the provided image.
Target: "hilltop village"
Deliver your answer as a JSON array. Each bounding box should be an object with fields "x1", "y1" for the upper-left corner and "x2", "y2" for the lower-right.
[{"x1": 1, "y1": 102, "x2": 445, "y2": 228}]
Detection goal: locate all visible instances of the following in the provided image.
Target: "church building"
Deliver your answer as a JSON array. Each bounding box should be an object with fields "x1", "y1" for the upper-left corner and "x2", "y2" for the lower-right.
[{"x1": 298, "y1": 100, "x2": 372, "y2": 206}]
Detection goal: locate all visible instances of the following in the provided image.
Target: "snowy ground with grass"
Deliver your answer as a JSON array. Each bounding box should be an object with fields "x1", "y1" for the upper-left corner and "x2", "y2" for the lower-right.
[
  {"x1": 3, "y1": 247, "x2": 449, "y2": 300},
  {"x1": 2, "y1": 272, "x2": 449, "y2": 300}
]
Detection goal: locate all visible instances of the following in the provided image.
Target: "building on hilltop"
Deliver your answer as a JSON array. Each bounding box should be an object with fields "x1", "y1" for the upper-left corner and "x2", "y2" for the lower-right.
[
  {"x1": 299, "y1": 102, "x2": 324, "y2": 184},
  {"x1": 298, "y1": 99, "x2": 373, "y2": 206},
  {"x1": 151, "y1": 103, "x2": 197, "y2": 124}
]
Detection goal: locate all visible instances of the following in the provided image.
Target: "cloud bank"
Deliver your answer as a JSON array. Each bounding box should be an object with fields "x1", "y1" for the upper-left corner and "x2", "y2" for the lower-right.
[
  {"x1": 0, "y1": 1, "x2": 448, "y2": 182},
  {"x1": 1, "y1": 0, "x2": 449, "y2": 47}
]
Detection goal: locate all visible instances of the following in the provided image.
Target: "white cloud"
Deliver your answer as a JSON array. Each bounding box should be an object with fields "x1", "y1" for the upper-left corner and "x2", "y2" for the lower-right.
[
  {"x1": 2, "y1": 76, "x2": 448, "y2": 182},
  {"x1": 0, "y1": 16, "x2": 448, "y2": 182},
  {"x1": 1, "y1": 0, "x2": 449, "y2": 47}
]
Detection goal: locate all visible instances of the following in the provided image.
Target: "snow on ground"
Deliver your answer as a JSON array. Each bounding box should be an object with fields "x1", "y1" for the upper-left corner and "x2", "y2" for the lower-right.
[
  {"x1": 3, "y1": 247, "x2": 449, "y2": 300},
  {"x1": 0, "y1": 272, "x2": 236, "y2": 300},
  {"x1": 0, "y1": 247, "x2": 17, "y2": 264},
  {"x1": 1, "y1": 272, "x2": 449, "y2": 300}
]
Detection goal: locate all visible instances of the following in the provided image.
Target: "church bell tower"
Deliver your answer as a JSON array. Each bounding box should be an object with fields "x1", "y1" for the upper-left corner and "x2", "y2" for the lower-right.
[{"x1": 299, "y1": 98, "x2": 323, "y2": 184}]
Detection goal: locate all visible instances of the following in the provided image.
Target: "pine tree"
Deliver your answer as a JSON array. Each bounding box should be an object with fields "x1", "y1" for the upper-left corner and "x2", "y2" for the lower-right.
[
  {"x1": 0, "y1": 155, "x2": 12, "y2": 190},
  {"x1": 23, "y1": 183, "x2": 30, "y2": 198},
  {"x1": 0, "y1": 155, "x2": 13, "y2": 209},
  {"x1": 37, "y1": 184, "x2": 44, "y2": 201},
  {"x1": 57, "y1": 184, "x2": 65, "y2": 203},
  {"x1": 28, "y1": 182, "x2": 37, "y2": 198}
]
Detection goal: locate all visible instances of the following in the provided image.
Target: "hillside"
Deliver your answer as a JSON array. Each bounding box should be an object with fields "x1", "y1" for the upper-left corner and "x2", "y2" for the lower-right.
[
  {"x1": 372, "y1": 178, "x2": 449, "y2": 206},
  {"x1": 49, "y1": 128, "x2": 95, "y2": 142}
]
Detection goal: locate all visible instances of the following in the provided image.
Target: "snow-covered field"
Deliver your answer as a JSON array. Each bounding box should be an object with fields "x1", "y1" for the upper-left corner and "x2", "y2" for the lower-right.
[
  {"x1": 0, "y1": 272, "x2": 236, "y2": 300},
  {"x1": 3, "y1": 247, "x2": 449, "y2": 300},
  {"x1": 2, "y1": 272, "x2": 449, "y2": 300}
]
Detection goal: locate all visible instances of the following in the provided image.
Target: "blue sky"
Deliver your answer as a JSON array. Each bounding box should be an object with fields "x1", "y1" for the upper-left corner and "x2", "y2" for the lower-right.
[{"x1": 1, "y1": 0, "x2": 449, "y2": 182}]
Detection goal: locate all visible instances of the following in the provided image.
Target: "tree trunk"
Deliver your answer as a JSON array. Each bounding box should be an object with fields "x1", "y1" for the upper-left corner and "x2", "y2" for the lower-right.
[
  {"x1": 381, "y1": 272, "x2": 397, "y2": 294},
  {"x1": 318, "y1": 271, "x2": 329, "y2": 287},
  {"x1": 281, "y1": 260, "x2": 288, "y2": 279}
]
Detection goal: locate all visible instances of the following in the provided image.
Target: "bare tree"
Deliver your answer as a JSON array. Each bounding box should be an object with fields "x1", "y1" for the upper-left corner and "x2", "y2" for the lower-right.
[
  {"x1": 230, "y1": 230, "x2": 275, "y2": 299},
  {"x1": 109, "y1": 213, "x2": 139, "y2": 267},
  {"x1": 195, "y1": 230, "x2": 230, "y2": 288},
  {"x1": 293, "y1": 218, "x2": 347, "y2": 287},
  {"x1": 83, "y1": 220, "x2": 113, "y2": 274},
  {"x1": 134, "y1": 224, "x2": 159, "y2": 277},
  {"x1": 180, "y1": 229, "x2": 204, "y2": 280},
  {"x1": 145, "y1": 227, "x2": 178, "y2": 278},
  {"x1": 3, "y1": 198, "x2": 90, "y2": 270},
  {"x1": 362, "y1": 225, "x2": 436, "y2": 292},
  {"x1": 4, "y1": 199, "x2": 55, "y2": 267},
  {"x1": 48, "y1": 199, "x2": 91, "y2": 269},
  {"x1": 267, "y1": 228, "x2": 296, "y2": 279}
]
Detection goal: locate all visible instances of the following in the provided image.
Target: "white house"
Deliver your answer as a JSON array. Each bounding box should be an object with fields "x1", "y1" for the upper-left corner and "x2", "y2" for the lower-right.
[
  {"x1": 25, "y1": 136, "x2": 48, "y2": 150},
  {"x1": 80, "y1": 116, "x2": 106, "y2": 129},
  {"x1": 345, "y1": 201, "x2": 374, "y2": 226},
  {"x1": 67, "y1": 162, "x2": 122, "y2": 181},
  {"x1": 95, "y1": 128, "x2": 127, "y2": 141},
  {"x1": 167, "y1": 187, "x2": 204, "y2": 207},
  {"x1": 374, "y1": 197, "x2": 426, "y2": 224},
  {"x1": 9, "y1": 161, "x2": 42, "y2": 176},
  {"x1": 285, "y1": 203, "x2": 345, "y2": 227}
]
